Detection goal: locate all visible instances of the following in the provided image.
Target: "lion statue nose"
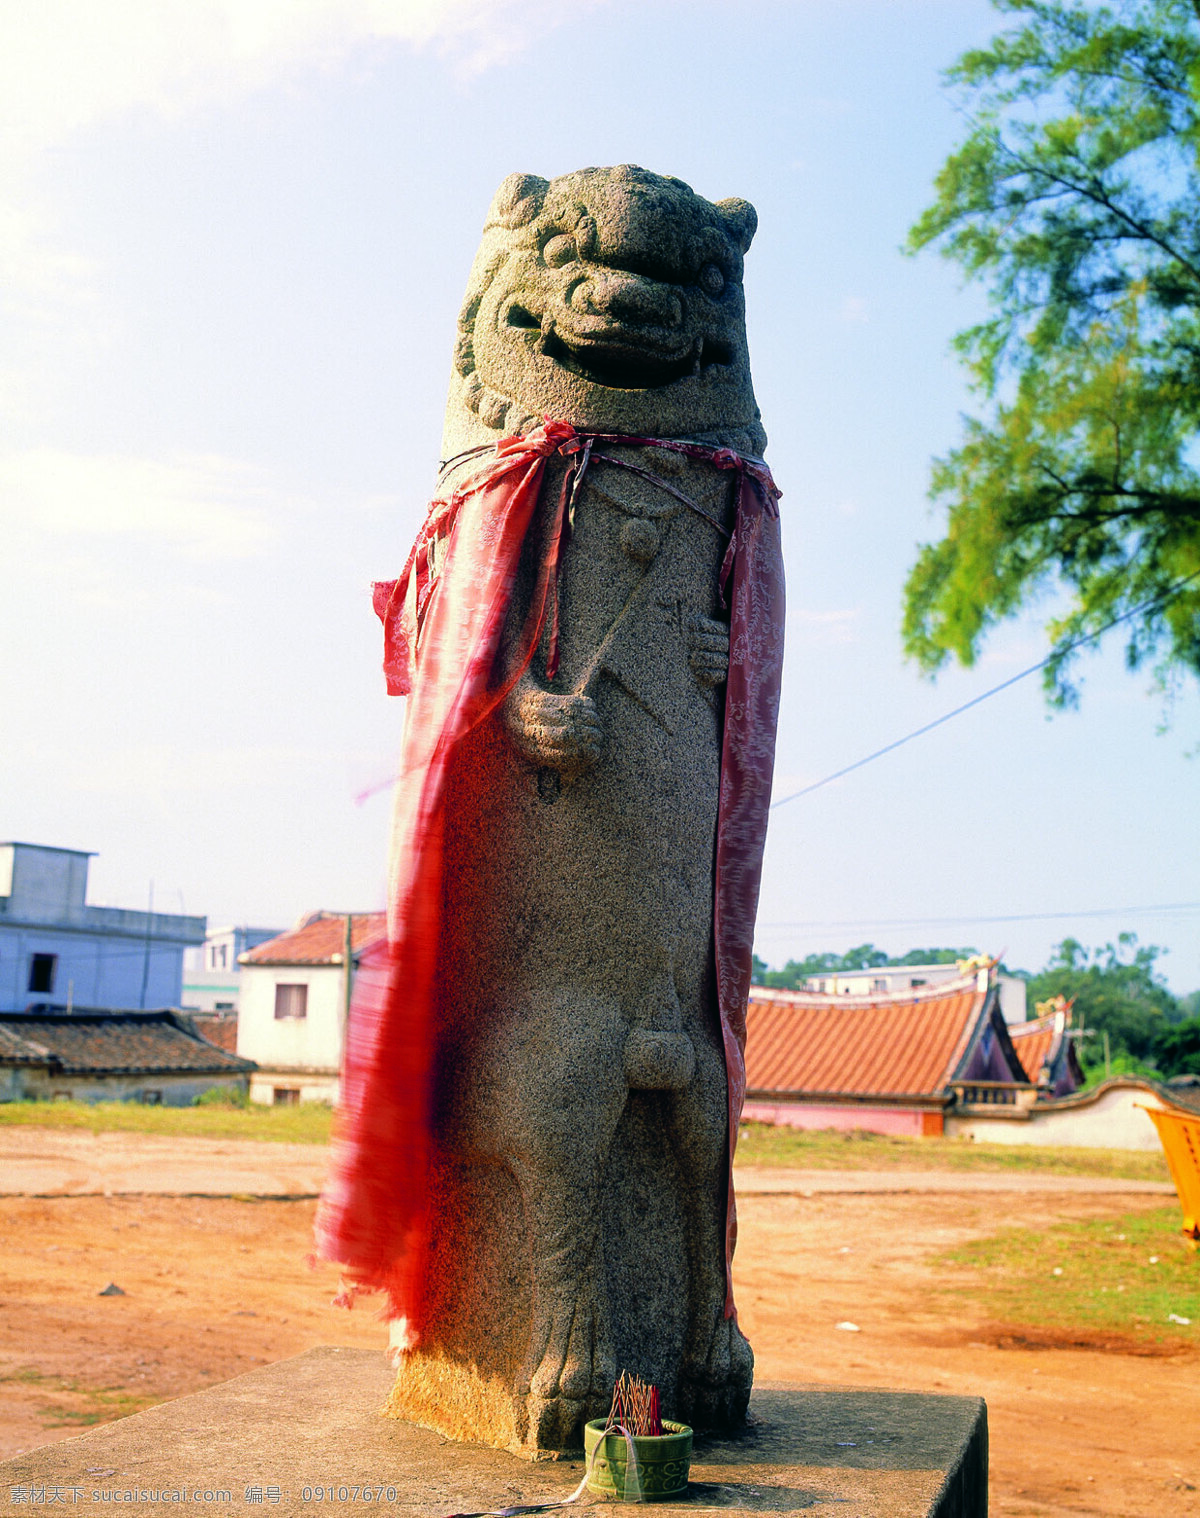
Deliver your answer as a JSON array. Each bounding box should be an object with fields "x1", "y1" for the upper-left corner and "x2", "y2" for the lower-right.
[{"x1": 569, "y1": 271, "x2": 683, "y2": 328}]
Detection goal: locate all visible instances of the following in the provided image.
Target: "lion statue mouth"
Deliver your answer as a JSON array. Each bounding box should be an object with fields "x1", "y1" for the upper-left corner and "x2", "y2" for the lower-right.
[
  {"x1": 540, "y1": 328, "x2": 733, "y2": 392},
  {"x1": 503, "y1": 297, "x2": 732, "y2": 392}
]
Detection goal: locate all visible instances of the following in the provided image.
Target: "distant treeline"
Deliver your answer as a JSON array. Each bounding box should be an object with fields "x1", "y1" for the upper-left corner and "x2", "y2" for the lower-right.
[{"x1": 751, "y1": 944, "x2": 977, "y2": 988}]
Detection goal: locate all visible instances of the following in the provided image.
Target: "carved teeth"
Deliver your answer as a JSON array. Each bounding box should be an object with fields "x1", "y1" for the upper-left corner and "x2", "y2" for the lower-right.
[{"x1": 539, "y1": 327, "x2": 700, "y2": 389}]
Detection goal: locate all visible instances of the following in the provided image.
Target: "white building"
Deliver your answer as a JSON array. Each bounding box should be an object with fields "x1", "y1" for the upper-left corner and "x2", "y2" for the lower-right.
[
  {"x1": 236, "y1": 911, "x2": 386, "y2": 1105},
  {"x1": 0, "y1": 842, "x2": 205, "y2": 1013},
  {"x1": 181, "y1": 925, "x2": 284, "y2": 1012},
  {"x1": 944, "y1": 1075, "x2": 1198, "y2": 1151},
  {"x1": 802, "y1": 958, "x2": 1027, "y2": 1024}
]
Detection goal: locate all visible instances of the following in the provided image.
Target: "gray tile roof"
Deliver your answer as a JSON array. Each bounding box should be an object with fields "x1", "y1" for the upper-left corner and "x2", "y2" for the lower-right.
[{"x1": 0, "y1": 1010, "x2": 255, "y2": 1075}]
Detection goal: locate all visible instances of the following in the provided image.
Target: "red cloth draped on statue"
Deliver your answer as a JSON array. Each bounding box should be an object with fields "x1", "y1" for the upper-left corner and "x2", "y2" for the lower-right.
[{"x1": 313, "y1": 420, "x2": 784, "y2": 1335}]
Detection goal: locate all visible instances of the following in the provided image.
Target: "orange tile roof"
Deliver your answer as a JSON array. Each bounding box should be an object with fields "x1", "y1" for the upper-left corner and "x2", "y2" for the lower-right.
[
  {"x1": 1009, "y1": 1014, "x2": 1061, "y2": 1083},
  {"x1": 190, "y1": 1014, "x2": 239, "y2": 1054},
  {"x1": 241, "y1": 912, "x2": 387, "y2": 966},
  {"x1": 745, "y1": 975, "x2": 989, "y2": 1100}
]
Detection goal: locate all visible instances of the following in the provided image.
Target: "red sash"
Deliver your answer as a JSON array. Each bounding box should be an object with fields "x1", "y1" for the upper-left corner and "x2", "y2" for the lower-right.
[{"x1": 314, "y1": 421, "x2": 784, "y2": 1333}]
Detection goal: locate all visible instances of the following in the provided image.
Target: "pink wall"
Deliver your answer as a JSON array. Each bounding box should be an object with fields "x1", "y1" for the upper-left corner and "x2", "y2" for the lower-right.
[{"x1": 741, "y1": 1100, "x2": 943, "y2": 1137}]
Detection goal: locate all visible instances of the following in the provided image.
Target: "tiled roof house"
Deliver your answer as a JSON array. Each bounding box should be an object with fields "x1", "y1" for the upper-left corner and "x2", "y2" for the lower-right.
[
  {"x1": 189, "y1": 1013, "x2": 239, "y2": 1055},
  {"x1": 0, "y1": 1008, "x2": 255, "y2": 1105},
  {"x1": 1009, "y1": 1004, "x2": 1084, "y2": 1097},
  {"x1": 240, "y1": 913, "x2": 387, "y2": 967},
  {"x1": 236, "y1": 912, "x2": 387, "y2": 1106},
  {"x1": 743, "y1": 967, "x2": 1030, "y2": 1137}
]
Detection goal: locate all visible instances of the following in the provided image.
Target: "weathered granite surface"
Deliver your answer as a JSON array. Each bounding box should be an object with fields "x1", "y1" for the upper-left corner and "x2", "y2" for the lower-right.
[
  {"x1": 392, "y1": 168, "x2": 769, "y2": 1452},
  {"x1": 0, "y1": 1348, "x2": 989, "y2": 1517},
  {"x1": 442, "y1": 164, "x2": 764, "y2": 460}
]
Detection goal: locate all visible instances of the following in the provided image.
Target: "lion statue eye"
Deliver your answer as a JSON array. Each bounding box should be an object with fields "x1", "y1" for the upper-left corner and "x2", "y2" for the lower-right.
[
  {"x1": 698, "y1": 263, "x2": 725, "y2": 298},
  {"x1": 543, "y1": 234, "x2": 577, "y2": 268}
]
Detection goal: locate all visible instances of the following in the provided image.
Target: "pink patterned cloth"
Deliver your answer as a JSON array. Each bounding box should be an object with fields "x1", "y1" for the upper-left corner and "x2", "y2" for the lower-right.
[{"x1": 314, "y1": 421, "x2": 784, "y2": 1330}]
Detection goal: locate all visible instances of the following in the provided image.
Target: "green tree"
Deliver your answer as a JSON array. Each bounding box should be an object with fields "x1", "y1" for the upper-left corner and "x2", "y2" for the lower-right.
[
  {"x1": 905, "y1": 0, "x2": 1200, "y2": 707},
  {"x1": 1155, "y1": 1015, "x2": 1200, "y2": 1073},
  {"x1": 1025, "y1": 933, "x2": 1181, "y2": 1070},
  {"x1": 890, "y1": 946, "x2": 980, "y2": 966},
  {"x1": 757, "y1": 945, "x2": 980, "y2": 989}
]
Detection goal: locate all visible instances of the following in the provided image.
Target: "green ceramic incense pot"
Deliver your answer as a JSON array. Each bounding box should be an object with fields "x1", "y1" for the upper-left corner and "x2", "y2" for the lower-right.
[{"x1": 583, "y1": 1419, "x2": 693, "y2": 1501}]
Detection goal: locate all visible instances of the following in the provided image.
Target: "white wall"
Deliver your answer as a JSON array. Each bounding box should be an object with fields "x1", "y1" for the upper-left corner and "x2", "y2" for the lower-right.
[
  {"x1": 997, "y1": 976, "x2": 1027, "y2": 1024},
  {"x1": 179, "y1": 969, "x2": 241, "y2": 1012},
  {"x1": 8, "y1": 1068, "x2": 247, "y2": 1106},
  {"x1": 799, "y1": 965, "x2": 1027, "y2": 1023},
  {"x1": 248, "y1": 1069, "x2": 339, "y2": 1105},
  {"x1": 946, "y1": 1081, "x2": 1168, "y2": 1151},
  {"x1": 237, "y1": 963, "x2": 345, "y2": 1075}
]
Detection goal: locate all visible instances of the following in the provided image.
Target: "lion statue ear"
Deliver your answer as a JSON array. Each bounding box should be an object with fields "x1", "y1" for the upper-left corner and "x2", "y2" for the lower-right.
[
  {"x1": 485, "y1": 173, "x2": 549, "y2": 229},
  {"x1": 715, "y1": 197, "x2": 757, "y2": 253}
]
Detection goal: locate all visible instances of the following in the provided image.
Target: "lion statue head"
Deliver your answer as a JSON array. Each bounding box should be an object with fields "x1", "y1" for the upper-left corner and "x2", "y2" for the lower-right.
[{"x1": 443, "y1": 164, "x2": 765, "y2": 460}]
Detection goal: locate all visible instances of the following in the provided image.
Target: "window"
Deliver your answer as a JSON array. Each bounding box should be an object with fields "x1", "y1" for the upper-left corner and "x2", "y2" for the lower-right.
[
  {"x1": 28, "y1": 953, "x2": 57, "y2": 994},
  {"x1": 273, "y1": 1087, "x2": 300, "y2": 1106},
  {"x1": 910, "y1": 977, "x2": 927, "y2": 988},
  {"x1": 140, "y1": 1090, "x2": 163, "y2": 1105},
  {"x1": 214, "y1": 1002, "x2": 235, "y2": 1012},
  {"x1": 274, "y1": 983, "x2": 308, "y2": 1019}
]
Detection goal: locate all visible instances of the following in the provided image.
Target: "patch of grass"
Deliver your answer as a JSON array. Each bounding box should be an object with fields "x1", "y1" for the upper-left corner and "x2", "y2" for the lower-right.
[
  {"x1": 940, "y1": 1206, "x2": 1199, "y2": 1344},
  {"x1": 0, "y1": 1099, "x2": 333, "y2": 1145},
  {"x1": 734, "y1": 1121, "x2": 1170, "y2": 1182},
  {"x1": 2, "y1": 1368, "x2": 160, "y2": 1426}
]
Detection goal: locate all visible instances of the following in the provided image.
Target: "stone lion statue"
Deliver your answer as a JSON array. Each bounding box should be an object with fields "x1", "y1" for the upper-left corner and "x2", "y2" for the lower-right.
[{"x1": 318, "y1": 165, "x2": 784, "y2": 1456}]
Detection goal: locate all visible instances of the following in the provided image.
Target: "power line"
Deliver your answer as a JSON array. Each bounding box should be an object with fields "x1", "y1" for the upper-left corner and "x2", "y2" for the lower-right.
[
  {"x1": 770, "y1": 568, "x2": 1200, "y2": 809},
  {"x1": 756, "y1": 901, "x2": 1200, "y2": 932}
]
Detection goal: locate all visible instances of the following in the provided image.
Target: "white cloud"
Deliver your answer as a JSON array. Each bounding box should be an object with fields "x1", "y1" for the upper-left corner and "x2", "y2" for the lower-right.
[
  {"x1": 0, "y1": 1, "x2": 600, "y2": 355},
  {"x1": 53, "y1": 742, "x2": 362, "y2": 797},
  {"x1": 0, "y1": 0, "x2": 591, "y2": 162},
  {"x1": 790, "y1": 606, "x2": 861, "y2": 645},
  {"x1": 0, "y1": 449, "x2": 275, "y2": 558}
]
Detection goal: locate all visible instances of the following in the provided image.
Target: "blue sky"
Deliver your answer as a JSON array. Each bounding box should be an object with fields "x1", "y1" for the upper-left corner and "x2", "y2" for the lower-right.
[{"x1": 1, "y1": 0, "x2": 1197, "y2": 993}]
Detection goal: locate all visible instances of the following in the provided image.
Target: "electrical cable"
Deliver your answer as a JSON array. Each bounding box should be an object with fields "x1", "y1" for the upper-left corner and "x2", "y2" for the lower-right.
[
  {"x1": 770, "y1": 567, "x2": 1200, "y2": 809},
  {"x1": 757, "y1": 901, "x2": 1200, "y2": 932}
]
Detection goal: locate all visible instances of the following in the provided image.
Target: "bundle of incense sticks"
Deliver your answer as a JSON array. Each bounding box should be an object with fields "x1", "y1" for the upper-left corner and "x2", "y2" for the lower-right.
[
  {"x1": 442, "y1": 1371, "x2": 667, "y2": 1516},
  {"x1": 607, "y1": 1369, "x2": 664, "y2": 1438}
]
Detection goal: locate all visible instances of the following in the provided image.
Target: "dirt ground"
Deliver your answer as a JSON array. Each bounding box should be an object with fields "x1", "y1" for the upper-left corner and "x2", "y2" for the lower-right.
[{"x1": 0, "y1": 1148, "x2": 1197, "y2": 1516}]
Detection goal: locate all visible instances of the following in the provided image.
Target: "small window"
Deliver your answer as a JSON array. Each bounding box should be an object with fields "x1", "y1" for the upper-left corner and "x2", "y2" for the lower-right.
[
  {"x1": 28, "y1": 953, "x2": 57, "y2": 994},
  {"x1": 910, "y1": 977, "x2": 927, "y2": 988},
  {"x1": 872, "y1": 978, "x2": 887, "y2": 993},
  {"x1": 274, "y1": 983, "x2": 308, "y2": 1019},
  {"x1": 214, "y1": 1002, "x2": 235, "y2": 1012},
  {"x1": 273, "y1": 1087, "x2": 300, "y2": 1106}
]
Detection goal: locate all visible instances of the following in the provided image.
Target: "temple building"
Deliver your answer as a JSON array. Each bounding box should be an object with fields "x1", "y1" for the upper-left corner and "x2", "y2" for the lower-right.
[{"x1": 743, "y1": 965, "x2": 1030, "y2": 1137}]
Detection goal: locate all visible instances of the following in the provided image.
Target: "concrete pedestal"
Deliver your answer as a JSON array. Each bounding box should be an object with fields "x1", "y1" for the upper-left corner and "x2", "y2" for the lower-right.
[{"x1": 0, "y1": 1348, "x2": 986, "y2": 1516}]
